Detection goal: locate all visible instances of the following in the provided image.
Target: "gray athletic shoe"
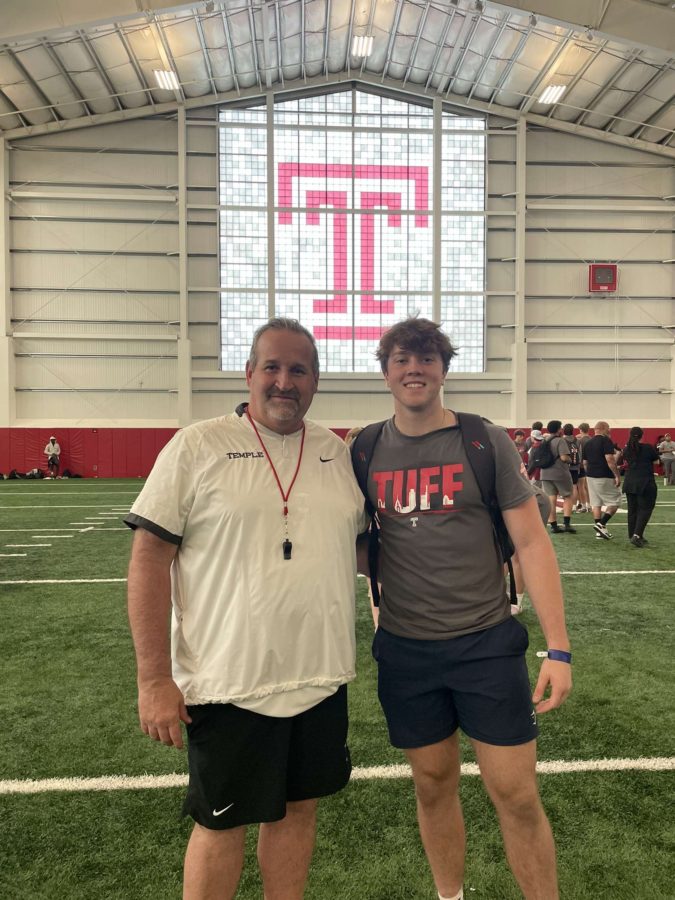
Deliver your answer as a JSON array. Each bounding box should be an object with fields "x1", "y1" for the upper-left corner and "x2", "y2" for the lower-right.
[{"x1": 593, "y1": 522, "x2": 612, "y2": 540}]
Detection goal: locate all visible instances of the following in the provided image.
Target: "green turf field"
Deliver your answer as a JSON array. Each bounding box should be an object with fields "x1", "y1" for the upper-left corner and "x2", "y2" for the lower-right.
[{"x1": 1, "y1": 479, "x2": 674, "y2": 899}]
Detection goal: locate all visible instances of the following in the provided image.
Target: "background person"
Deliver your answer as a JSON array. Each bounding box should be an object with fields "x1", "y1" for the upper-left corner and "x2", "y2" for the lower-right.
[
  {"x1": 657, "y1": 433, "x2": 675, "y2": 486},
  {"x1": 562, "y1": 423, "x2": 581, "y2": 511},
  {"x1": 539, "y1": 420, "x2": 576, "y2": 534},
  {"x1": 43, "y1": 436, "x2": 61, "y2": 477},
  {"x1": 583, "y1": 421, "x2": 622, "y2": 541},
  {"x1": 126, "y1": 318, "x2": 366, "y2": 900},
  {"x1": 622, "y1": 426, "x2": 659, "y2": 547},
  {"x1": 575, "y1": 423, "x2": 592, "y2": 512}
]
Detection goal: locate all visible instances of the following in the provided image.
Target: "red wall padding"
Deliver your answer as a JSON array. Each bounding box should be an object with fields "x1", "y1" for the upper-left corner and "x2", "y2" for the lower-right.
[
  {"x1": 0, "y1": 428, "x2": 178, "y2": 478},
  {"x1": 0, "y1": 426, "x2": 671, "y2": 478}
]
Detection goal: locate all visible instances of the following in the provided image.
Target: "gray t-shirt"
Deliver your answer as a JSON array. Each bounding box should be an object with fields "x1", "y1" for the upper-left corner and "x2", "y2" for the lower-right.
[
  {"x1": 539, "y1": 436, "x2": 573, "y2": 488},
  {"x1": 369, "y1": 419, "x2": 534, "y2": 640}
]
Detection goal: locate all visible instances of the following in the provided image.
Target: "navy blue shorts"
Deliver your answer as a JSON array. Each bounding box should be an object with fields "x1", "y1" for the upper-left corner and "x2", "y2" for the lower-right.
[{"x1": 373, "y1": 618, "x2": 538, "y2": 749}]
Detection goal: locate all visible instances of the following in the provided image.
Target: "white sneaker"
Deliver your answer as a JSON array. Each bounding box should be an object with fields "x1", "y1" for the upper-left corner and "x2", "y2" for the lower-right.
[{"x1": 594, "y1": 522, "x2": 612, "y2": 540}]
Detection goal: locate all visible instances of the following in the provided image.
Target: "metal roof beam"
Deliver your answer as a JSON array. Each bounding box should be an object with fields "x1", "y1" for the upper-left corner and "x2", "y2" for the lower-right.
[
  {"x1": 424, "y1": 8, "x2": 457, "y2": 91},
  {"x1": 519, "y1": 28, "x2": 575, "y2": 114},
  {"x1": 2, "y1": 0, "x2": 671, "y2": 55},
  {"x1": 1, "y1": 45, "x2": 60, "y2": 122},
  {"x1": 630, "y1": 93, "x2": 674, "y2": 139},
  {"x1": 148, "y1": 14, "x2": 186, "y2": 102},
  {"x1": 574, "y1": 49, "x2": 641, "y2": 125},
  {"x1": 487, "y1": 23, "x2": 532, "y2": 105},
  {"x1": 436, "y1": 11, "x2": 478, "y2": 96},
  {"x1": 115, "y1": 24, "x2": 155, "y2": 106},
  {"x1": 5, "y1": 70, "x2": 675, "y2": 161},
  {"x1": 403, "y1": 0, "x2": 432, "y2": 86},
  {"x1": 192, "y1": 9, "x2": 218, "y2": 96},
  {"x1": 0, "y1": 87, "x2": 32, "y2": 128},
  {"x1": 76, "y1": 29, "x2": 124, "y2": 111},
  {"x1": 545, "y1": 38, "x2": 607, "y2": 118},
  {"x1": 446, "y1": 11, "x2": 484, "y2": 97},
  {"x1": 322, "y1": 0, "x2": 332, "y2": 78},
  {"x1": 246, "y1": 0, "x2": 263, "y2": 90},
  {"x1": 39, "y1": 38, "x2": 94, "y2": 118},
  {"x1": 605, "y1": 60, "x2": 674, "y2": 133},
  {"x1": 380, "y1": 0, "x2": 405, "y2": 83},
  {"x1": 467, "y1": 14, "x2": 509, "y2": 103},
  {"x1": 219, "y1": 6, "x2": 240, "y2": 95}
]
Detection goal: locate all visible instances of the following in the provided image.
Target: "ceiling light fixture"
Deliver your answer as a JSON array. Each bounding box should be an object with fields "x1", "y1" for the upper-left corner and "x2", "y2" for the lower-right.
[
  {"x1": 351, "y1": 34, "x2": 374, "y2": 58},
  {"x1": 529, "y1": 13, "x2": 537, "y2": 27},
  {"x1": 539, "y1": 84, "x2": 566, "y2": 105},
  {"x1": 153, "y1": 69, "x2": 180, "y2": 91}
]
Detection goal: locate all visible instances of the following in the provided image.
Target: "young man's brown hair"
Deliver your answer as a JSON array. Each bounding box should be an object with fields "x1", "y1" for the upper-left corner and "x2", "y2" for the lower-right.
[{"x1": 376, "y1": 317, "x2": 457, "y2": 374}]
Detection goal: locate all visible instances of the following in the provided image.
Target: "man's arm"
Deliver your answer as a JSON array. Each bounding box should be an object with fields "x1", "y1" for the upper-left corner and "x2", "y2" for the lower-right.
[
  {"x1": 604, "y1": 450, "x2": 621, "y2": 486},
  {"x1": 503, "y1": 497, "x2": 572, "y2": 714},
  {"x1": 127, "y1": 527, "x2": 191, "y2": 749}
]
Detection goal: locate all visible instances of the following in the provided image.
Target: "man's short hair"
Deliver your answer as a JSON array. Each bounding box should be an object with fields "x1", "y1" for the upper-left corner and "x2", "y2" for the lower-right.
[
  {"x1": 531, "y1": 421, "x2": 543, "y2": 431},
  {"x1": 248, "y1": 318, "x2": 319, "y2": 377},
  {"x1": 547, "y1": 420, "x2": 562, "y2": 435},
  {"x1": 376, "y1": 318, "x2": 457, "y2": 374},
  {"x1": 578, "y1": 422, "x2": 590, "y2": 433},
  {"x1": 562, "y1": 423, "x2": 574, "y2": 436},
  {"x1": 594, "y1": 421, "x2": 610, "y2": 433},
  {"x1": 514, "y1": 430, "x2": 525, "y2": 437}
]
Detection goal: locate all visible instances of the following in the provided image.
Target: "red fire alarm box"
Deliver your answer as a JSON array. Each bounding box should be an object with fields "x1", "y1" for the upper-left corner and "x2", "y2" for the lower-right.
[{"x1": 589, "y1": 264, "x2": 617, "y2": 292}]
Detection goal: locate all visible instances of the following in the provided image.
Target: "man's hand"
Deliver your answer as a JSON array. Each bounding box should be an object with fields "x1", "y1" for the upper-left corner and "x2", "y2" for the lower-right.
[
  {"x1": 532, "y1": 660, "x2": 572, "y2": 714},
  {"x1": 138, "y1": 677, "x2": 192, "y2": 749}
]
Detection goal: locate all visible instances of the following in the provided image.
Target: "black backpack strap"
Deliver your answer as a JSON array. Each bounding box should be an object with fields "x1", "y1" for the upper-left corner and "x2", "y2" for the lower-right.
[
  {"x1": 457, "y1": 412, "x2": 517, "y2": 605},
  {"x1": 456, "y1": 412, "x2": 496, "y2": 508},
  {"x1": 350, "y1": 421, "x2": 387, "y2": 606}
]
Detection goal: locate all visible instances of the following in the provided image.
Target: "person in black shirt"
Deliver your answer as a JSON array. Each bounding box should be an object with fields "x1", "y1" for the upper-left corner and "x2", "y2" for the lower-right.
[
  {"x1": 582, "y1": 421, "x2": 622, "y2": 540},
  {"x1": 622, "y1": 426, "x2": 659, "y2": 547}
]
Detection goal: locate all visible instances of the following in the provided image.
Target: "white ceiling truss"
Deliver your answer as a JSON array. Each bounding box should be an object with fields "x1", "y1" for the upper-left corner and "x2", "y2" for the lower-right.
[{"x1": 0, "y1": 0, "x2": 673, "y2": 157}]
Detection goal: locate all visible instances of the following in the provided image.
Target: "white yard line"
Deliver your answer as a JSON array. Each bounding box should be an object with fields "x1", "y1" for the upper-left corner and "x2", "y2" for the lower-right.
[
  {"x1": 0, "y1": 505, "x2": 135, "y2": 509},
  {"x1": 561, "y1": 569, "x2": 675, "y2": 575},
  {"x1": 0, "y1": 578, "x2": 127, "y2": 585},
  {"x1": 0, "y1": 553, "x2": 27, "y2": 557},
  {"x1": 0, "y1": 492, "x2": 139, "y2": 496},
  {"x1": 5, "y1": 544, "x2": 51, "y2": 548},
  {"x1": 2, "y1": 757, "x2": 673, "y2": 796},
  {"x1": 30, "y1": 535, "x2": 73, "y2": 539}
]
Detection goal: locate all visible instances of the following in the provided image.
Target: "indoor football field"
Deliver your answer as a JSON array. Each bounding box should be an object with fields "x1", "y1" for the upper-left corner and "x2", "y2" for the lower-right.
[{"x1": 1, "y1": 479, "x2": 673, "y2": 899}]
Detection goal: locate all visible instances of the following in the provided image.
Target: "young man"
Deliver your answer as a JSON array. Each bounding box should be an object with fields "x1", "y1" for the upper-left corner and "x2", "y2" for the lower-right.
[
  {"x1": 126, "y1": 318, "x2": 366, "y2": 900},
  {"x1": 359, "y1": 318, "x2": 571, "y2": 900},
  {"x1": 539, "y1": 420, "x2": 576, "y2": 534}
]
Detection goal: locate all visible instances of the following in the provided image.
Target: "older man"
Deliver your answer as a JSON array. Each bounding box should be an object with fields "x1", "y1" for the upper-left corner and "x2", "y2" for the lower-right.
[
  {"x1": 583, "y1": 421, "x2": 622, "y2": 540},
  {"x1": 126, "y1": 318, "x2": 365, "y2": 900}
]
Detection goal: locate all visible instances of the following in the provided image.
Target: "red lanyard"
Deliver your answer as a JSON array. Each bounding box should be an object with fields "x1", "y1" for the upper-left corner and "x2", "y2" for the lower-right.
[{"x1": 246, "y1": 411, "x2": 305, "y2": 558}]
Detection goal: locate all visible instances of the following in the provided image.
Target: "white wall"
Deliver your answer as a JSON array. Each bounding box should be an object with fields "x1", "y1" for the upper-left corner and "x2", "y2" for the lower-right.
[{"x1": 2, "y1": 96, "x2": 673, "y2": 429}]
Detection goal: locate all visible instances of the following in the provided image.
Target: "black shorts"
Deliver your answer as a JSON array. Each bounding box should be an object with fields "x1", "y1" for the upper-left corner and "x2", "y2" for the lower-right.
[
  {"x1": 570, "y1": 470, "x2": 580, "y2": 484},
  {"x1": 182, "y1": 686, "x2": 351, "y2": 829},
  {"x1": 373, "y1": 618, "x2": 538, "y2": 749}
]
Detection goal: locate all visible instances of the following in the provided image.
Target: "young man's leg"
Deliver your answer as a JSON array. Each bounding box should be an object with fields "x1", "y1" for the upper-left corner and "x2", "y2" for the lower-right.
[
  {"x1": 472, "y1": 739, "x2": 558, "y2": 900},
  {"x1": 258, "y1": 798, "x2": 318, "y2": 900},
  {"x1": 405, "y1": 734, "x2": 465, "y2": 899},
  {"x1": 183, "y1": 823, "x2": 247, "y2": 900}
]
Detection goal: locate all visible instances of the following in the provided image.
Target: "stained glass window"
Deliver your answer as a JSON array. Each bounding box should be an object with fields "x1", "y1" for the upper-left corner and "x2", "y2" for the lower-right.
[{"x1": 219, "y1": 89, "x2": 486, "y2": 373}]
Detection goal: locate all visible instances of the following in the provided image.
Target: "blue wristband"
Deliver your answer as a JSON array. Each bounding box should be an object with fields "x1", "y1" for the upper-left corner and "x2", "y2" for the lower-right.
[{"x1": 548, "y1": 649, "x2": 572, "y2": 664}]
